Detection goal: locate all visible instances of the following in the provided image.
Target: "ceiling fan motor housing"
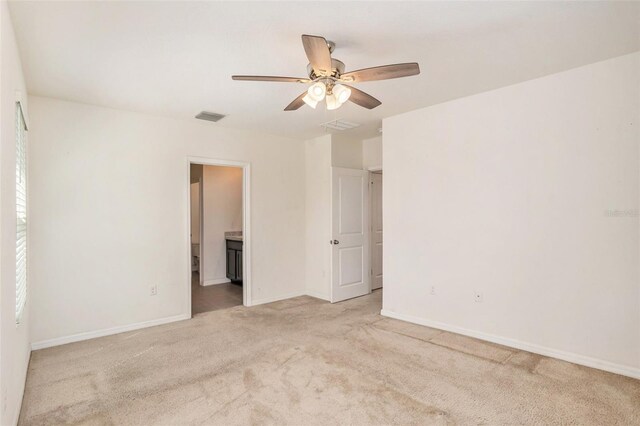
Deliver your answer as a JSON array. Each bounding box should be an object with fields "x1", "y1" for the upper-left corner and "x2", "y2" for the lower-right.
[{"x1": 307, "y1": 58, "x2": 345, "y2": 81}]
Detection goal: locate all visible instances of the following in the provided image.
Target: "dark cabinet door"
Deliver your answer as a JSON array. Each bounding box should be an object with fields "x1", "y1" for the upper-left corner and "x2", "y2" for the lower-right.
[
  {"x1": 225, "y1": 239, "x2": 243, "y2": 283},
  {"x1": 227, "y1": 248, "x2": 237, "y2": 280}
]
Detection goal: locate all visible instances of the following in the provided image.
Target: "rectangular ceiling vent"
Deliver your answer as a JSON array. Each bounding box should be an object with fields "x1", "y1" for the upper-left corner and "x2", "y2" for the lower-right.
[
  {"x1": 321, "y1": 119, "x2": 360, "y2": 131},
  {"x1": 195, "y1": 111, "x2": 226, "y2": 122}
]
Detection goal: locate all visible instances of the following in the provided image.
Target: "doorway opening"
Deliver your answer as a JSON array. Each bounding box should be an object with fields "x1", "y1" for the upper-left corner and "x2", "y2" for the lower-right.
[
  {"x1": 369, "y1": 169, "x2": 383, "y2": 292},
  {"x1": 188, "y1": 158, "x2": 251, "y2": 315}
]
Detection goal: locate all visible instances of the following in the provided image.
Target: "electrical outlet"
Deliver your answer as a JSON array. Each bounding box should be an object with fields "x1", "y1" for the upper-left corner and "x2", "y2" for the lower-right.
[
  {"x1": 474, "y1": 292, "x2": 483, "y2": 303},
  {"x1": 430, "y1": 286, "x2": 436, "y2": 295},
  {"x1": 150, "y1": 285, "x2": 158, "y2": 296}
]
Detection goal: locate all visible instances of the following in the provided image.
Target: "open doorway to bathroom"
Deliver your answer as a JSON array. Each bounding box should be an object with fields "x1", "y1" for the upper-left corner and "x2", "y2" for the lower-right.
[{"x1": 190, "y1": 162, "x2": 245, "y2": 315}]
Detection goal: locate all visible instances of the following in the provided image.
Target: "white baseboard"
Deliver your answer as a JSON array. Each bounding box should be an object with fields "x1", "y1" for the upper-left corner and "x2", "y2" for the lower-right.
[
  {"x1": 31, "y1": 289, "x2": 309, "y2": 349},
  {"x1": 305, "y1": 290, "x2": 330, "y2": 301},
  {"x1": 31, "y1": 313, "x2": 190, "y2": 350},
  {"x1": 202, "y1": 278, "x2": 231, "y2": 286},
  {"x1": 380, "y1": 309, "x2": 640, "y2": 380},
  {"x1": 249, "y1": 291, "x2": 306, "y2": 306}
]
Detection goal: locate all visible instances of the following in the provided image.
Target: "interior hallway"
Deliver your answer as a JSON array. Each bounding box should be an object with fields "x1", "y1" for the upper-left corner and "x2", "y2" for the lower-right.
[{"x1": 19, "y1": 291, "x2": 640, "y2": 425}]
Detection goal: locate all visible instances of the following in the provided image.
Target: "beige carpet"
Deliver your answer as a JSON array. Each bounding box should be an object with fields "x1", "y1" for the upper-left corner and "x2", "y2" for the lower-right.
[{"x1": 20, "y1": 292, "x2": 640, "y2": 425}]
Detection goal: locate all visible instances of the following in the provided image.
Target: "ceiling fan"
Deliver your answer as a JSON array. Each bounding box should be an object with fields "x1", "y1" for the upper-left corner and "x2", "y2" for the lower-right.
[{"x1": 232, "y1": 34, "x2": 420, "y2": 111}]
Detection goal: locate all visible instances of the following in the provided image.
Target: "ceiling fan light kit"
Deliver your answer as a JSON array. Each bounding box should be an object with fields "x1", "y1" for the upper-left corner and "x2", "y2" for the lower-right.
[
  {"x1": 307, "y1": 81, "x2": 326, "y2": 101},
  {"x1": 332, "y1": 84, "x2": 351, "y2": 104},
  {"x1": 325, "y1": 93, "x2": 340, "y2": 110},
  {"x1": 302, "y1": 81, "x2": 352, "y2": 109},
  {"x1": 302, "y1": 93, "x2": 318, "y2": 109},
  {"x1": 232, "y1": 34, "x2": 420, "y2": 111}
]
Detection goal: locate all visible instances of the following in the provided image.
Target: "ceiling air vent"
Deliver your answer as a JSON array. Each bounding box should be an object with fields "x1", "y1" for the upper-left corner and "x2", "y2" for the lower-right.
[
  {"x1": 195, "y1": 111, "x2": 226, "y2": 122},
  {"x1": 321, "y1": 119, "x2": 360, "y2": 131}
]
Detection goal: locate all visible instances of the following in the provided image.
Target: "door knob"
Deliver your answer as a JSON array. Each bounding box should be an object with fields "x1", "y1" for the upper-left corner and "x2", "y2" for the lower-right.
[{"x1": 332, "y1": 240, "x2": 339, "y2": 245}]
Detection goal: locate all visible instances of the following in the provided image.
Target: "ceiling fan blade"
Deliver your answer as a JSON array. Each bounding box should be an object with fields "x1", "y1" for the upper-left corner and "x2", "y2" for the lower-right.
[
  {"x1": 301, "y1": 34, "x2": 332, "y2": 77},
  {"x1": 232, "y1": 75, "x2": 310, "y2": 83},
  {"x1": 284, "y1": 91, "x2": 308, "y2": 111},
  {"x1": 341, "y1": 63, "x2": 420, "y2": 83},
  {"x1": 345, "y1": 85, "x2": 382, "y2": 109}
]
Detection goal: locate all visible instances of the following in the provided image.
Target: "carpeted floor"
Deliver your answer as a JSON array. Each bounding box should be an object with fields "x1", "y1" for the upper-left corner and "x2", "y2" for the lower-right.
[{"x1": 19, "y1": 291, "x2": 640, "y2": 425}]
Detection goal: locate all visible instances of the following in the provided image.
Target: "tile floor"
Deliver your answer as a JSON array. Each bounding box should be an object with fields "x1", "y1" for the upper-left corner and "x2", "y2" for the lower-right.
[{"x1": 191, "y1": 272, "x2": 242, "y2": 314}]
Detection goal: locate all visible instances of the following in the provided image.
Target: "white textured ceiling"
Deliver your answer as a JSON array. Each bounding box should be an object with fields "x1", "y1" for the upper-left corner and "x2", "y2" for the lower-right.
[{"x1": 8, "y1": 1, "x2": 640, "y2": 140}]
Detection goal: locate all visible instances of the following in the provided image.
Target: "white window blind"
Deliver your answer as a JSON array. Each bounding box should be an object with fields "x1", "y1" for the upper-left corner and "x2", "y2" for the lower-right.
[{"x1": 16, "y1": 102, "x2": 27, "y2": 324}]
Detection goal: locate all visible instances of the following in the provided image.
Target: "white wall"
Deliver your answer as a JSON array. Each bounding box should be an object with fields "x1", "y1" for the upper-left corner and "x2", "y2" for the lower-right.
[
  {"x1": 331, "y1": 133, "x2": 362, "y2": 169},
  {"x1": 305, "y1": 135, "x2": 332, "y2": 300},
  {"x1": 0, "y1": 3, "x2": 30, "y2": 424},
  {"x1": 28, "y1": 96, "x2": 306, "y2": 345},
  {"x1": 382, "y1": 52, "x2": 640, "y2": 377},
  {"x1": 362, "y1": 136, "x2": 382, "y2": 169},
  {"x1": 201, "y1": 165, "x2": 242, "y2": 285}
]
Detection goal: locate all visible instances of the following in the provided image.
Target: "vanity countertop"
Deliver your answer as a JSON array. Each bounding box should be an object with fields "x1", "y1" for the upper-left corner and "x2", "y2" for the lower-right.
[{"x1": 226, "y1": 235, "x2": 243, "y2": 242}]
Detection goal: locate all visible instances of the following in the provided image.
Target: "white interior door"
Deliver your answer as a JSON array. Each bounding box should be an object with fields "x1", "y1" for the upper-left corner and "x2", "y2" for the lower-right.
[
  {"x1": 370, "y1": 172, "x2": 383, "y2": 289},
  {"x1": 331, "y1": 167, "x2": 370, "y2": 303}
]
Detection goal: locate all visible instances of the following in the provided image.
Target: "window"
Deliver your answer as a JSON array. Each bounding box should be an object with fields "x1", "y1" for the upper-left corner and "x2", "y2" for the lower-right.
[{"x1": 16, "y1": 102, "x2": 27, "y2": 324}]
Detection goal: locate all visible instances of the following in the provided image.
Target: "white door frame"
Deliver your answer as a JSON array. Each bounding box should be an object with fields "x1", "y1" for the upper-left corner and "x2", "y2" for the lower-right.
[{"x1": 186, "y1": 156, "x2": 252, "y2": 317}]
